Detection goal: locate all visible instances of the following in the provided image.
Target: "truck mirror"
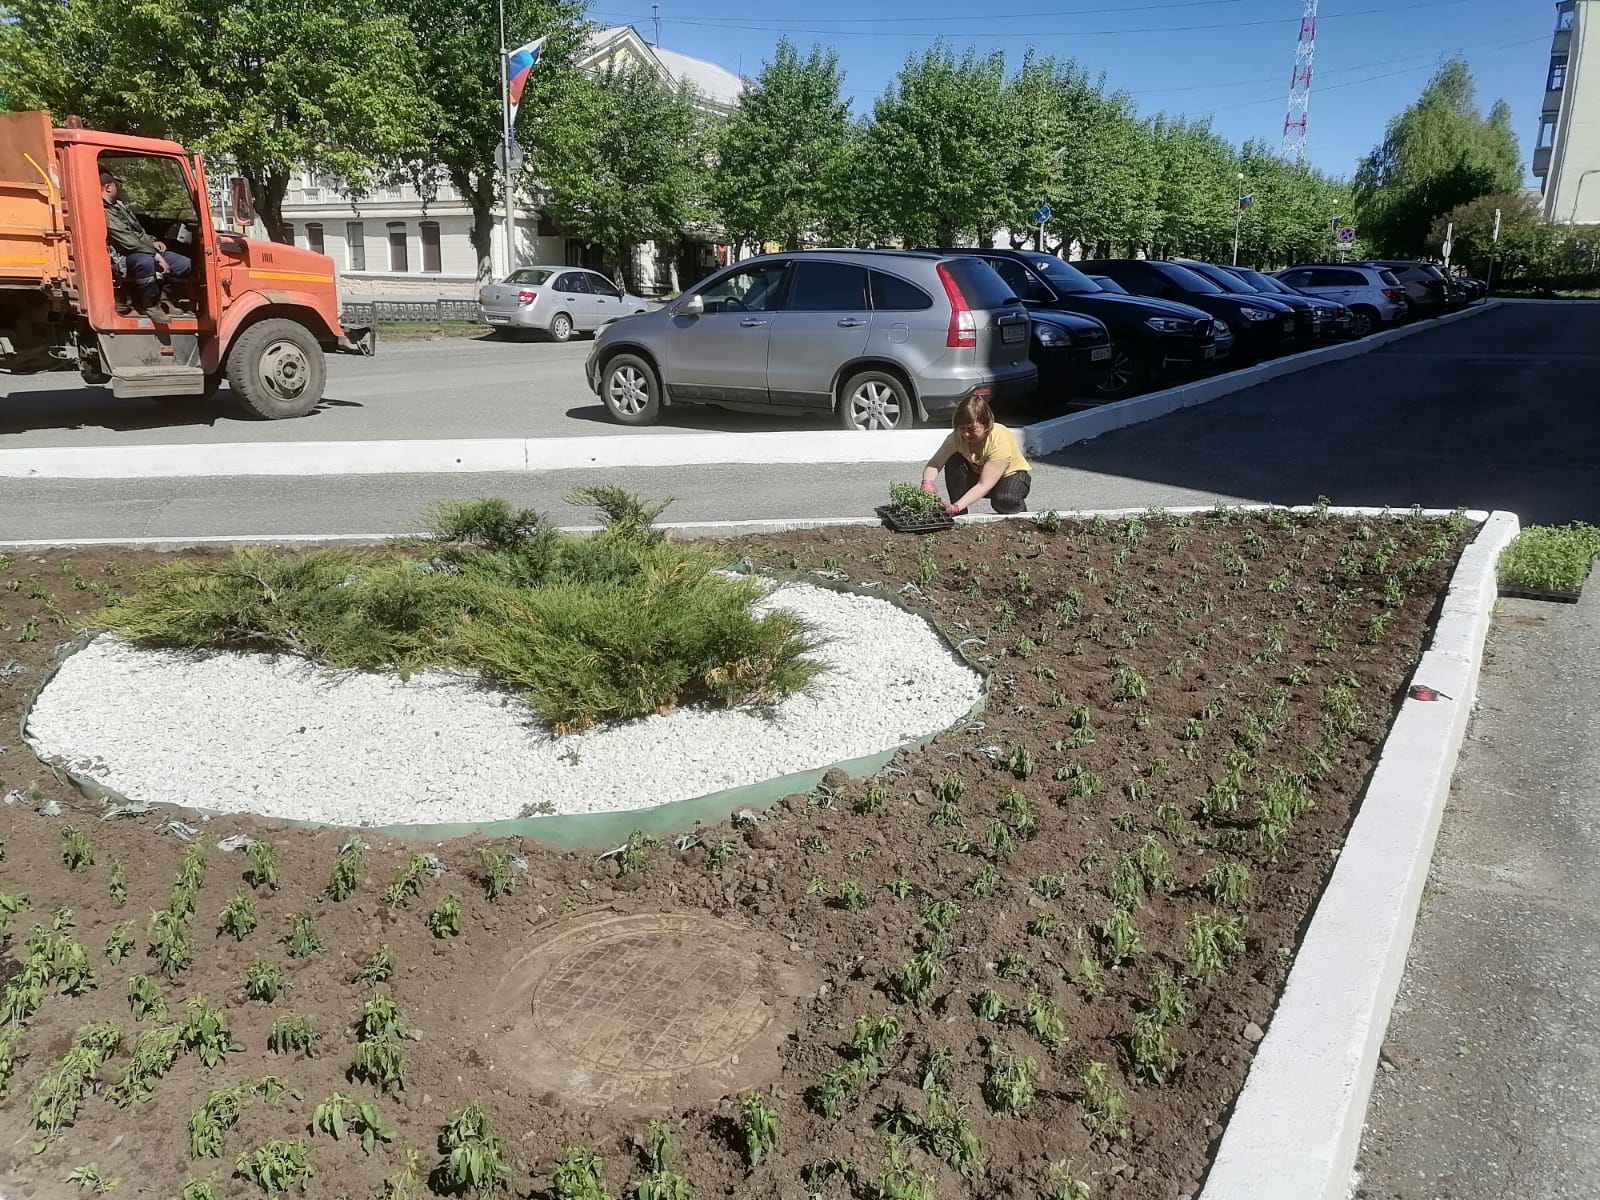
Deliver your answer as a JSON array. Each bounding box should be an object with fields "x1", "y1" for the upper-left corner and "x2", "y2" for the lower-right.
[{"x1": 231, "y1": 177, "x2": 255, "y2": 223}]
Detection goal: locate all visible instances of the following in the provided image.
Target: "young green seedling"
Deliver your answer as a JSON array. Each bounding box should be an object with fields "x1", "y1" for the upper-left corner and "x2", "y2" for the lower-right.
[
  {"x1": 60, "y1": 826, "x2": 94, "y2": 872},
  {"x1": 322, "y1": 840, "x2": 367, "y2": 901},
  {"x1": 428, "y1": 895, "x2": 463, "y2": 938},
  {"x1": 243, "y1": 960, "x2": 291, "y2": 1003},
  {"x1": 285, "y1": 914, "x2": 323, "y2": 959},
  {"x1": 266, "y1": 1013, "x2": 319, "y2": 1058},
  {"x1": 738, "y1": 1092, "x2": 780, "y2": 1168},
  {"x1": 217, "y1": 894, "x2": 258, "y2": 941}
]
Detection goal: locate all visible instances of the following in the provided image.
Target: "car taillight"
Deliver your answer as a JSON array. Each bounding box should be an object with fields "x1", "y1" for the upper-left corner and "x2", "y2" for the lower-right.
[
  {"x1": 936, "y1": 263, "x2": 976, "y2": 349},
  {"x1": 518, "y1": 290, "x2": 538, "y2": 306},
  {"x1": 1382, "y1": 288, "x2": 1404, "y2": 300}
]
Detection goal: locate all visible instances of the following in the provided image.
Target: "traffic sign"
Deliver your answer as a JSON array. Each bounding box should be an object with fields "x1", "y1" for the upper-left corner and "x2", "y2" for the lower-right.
[
  {"x1": 1338, "y1": 227, "x2": 1356, "y2": 244},
  {"x1": 1033, "y1": 202, "x2": 1052, "y2": 226}
]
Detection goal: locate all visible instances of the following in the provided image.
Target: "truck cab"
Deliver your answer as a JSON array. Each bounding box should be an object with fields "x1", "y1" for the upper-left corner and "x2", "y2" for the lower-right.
[{"x1": 0, "y1": 110, "x2": 373, "y2": 418}]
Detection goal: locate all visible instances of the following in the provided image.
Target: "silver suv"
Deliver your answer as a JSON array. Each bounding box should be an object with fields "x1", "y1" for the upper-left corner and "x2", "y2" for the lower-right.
[
  {"x1": 584, "y1": 250, "x2": 1036, "y2": 430},
  {"x1": 1271, "y1": 264, "x2": 1409, "y2": 338}
]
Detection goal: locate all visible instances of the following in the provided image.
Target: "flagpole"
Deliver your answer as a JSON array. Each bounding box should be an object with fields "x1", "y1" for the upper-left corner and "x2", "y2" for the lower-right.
[{"x1": 499, "y1": 0, "x2": 517, "y2": 276}]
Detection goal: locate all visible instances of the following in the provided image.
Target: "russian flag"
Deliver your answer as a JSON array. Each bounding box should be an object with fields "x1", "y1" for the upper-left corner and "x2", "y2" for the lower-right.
[{"x1": 506, "y1": 35, "x2": 547, "y2": 128}]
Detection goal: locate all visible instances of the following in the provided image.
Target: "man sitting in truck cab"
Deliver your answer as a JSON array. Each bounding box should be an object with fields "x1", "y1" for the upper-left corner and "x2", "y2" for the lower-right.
[{"x1": 101, "y1": 170, "x2": 191, "y2": 319}]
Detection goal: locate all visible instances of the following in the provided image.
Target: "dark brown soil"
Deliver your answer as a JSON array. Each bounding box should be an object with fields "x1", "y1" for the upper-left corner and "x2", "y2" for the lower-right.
[{"x1": 0, "y1": 512, "x2": 1469, "y2": 1200}]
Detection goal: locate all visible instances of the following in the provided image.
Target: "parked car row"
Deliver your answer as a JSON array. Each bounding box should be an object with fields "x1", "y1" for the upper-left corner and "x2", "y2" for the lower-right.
[{"x1": 560, "y1": 248, "x2": 1475, "y2": 430}]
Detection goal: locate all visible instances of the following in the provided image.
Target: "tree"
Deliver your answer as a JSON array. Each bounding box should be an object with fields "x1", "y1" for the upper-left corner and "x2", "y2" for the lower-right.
[
  {"x1": 862, "y1": 47, "x2": 1016, "y2": 246},
  {"x1": 709, "y1": 40, "x2": 851, "y2": 250},
  {"x1": 1353, "y1": 58, "x2": 1523, "y2": 256},
  {"x1": 0, "y1": 0, "x2": 436, "y2": 242},
  {"x1": 395, "y1": 0, "x2": 588, "y2": 276},
  {"x1": 534, "y1": 65, "x2": 704, "y2": 290}
]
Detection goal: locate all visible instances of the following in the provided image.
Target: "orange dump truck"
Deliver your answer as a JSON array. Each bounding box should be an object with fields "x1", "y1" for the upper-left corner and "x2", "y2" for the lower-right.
[{"x1": 0, "y1": 111, "x2": 373, "y2": 418}]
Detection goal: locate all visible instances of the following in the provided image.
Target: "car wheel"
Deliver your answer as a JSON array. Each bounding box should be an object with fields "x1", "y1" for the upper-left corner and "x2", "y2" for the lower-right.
[
  {"x1": 1094, "y1": 345, "x2": 1148, "y2": 400},
  {"x1": 838, "y1": 370, "x2": 915, "y2": 431},
  {"x1": 601, "y1": 353, "x2": 662, "y2": 426},
  {"x1": 1347, "y1": 306, "x2": 1377, "y2": 338},
  {"x1": 548, "y1": 312, "x2": 574, "y2": 343},
  {"x1": 224, "y1": 318, "x2": 325, "y2": 419}
]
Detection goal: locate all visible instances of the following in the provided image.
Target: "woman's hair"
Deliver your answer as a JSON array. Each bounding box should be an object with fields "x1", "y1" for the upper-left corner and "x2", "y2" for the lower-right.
[{"x1": 953, "y1": 395, "x2": 994, "y2": 433}]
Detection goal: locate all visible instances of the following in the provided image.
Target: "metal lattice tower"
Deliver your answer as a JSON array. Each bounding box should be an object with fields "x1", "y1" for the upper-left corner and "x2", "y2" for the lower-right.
[{"x1": 1282, "y1": 0, "x2": 1318, "y2": 163}]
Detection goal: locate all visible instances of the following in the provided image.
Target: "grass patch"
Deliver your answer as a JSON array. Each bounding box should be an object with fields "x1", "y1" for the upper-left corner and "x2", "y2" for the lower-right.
[
  {"x1": 100, "y1": 490, "x2": 823, "y2": 732},
  {"x1": 1498, "y1": 523, "x2": 1600, "y2": 594},
  {"x1": 371, "y1": 321, "x2": 488, "y2": 341}
]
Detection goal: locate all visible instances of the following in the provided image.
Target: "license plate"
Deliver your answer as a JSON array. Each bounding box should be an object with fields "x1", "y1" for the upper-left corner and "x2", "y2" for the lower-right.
[
  {"x1": 1091, "y1": 346, "x2": 1112, "y2": 361},
  {"x1": 1282, "y1": 317, "x2": 1294, "y2": 330},
  {"x1": 1203, "y1": 346, "x2": 1216, "y2": 359},
  {"x1": 1002, "y1": 322, "x2": 1025, "y2": 344},
  {"x1": 485, "y1": 315, "x2": 510, "y2": 325}
]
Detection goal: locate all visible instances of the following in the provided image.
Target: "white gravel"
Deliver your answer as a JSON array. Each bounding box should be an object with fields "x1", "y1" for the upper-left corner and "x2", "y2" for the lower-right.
[{"x1": 24, "y1": 582, "x2": 982, "y2": 828}]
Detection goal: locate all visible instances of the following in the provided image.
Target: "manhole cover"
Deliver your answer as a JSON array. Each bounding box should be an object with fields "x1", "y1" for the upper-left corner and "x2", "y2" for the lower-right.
[{"x1": 491, "y1": 911, "x2": 807, "y2": 1106}]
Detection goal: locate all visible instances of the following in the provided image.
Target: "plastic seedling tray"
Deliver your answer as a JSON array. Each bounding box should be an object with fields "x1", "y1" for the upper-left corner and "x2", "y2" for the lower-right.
[
  {"x1": 876, "y1": 504, "x2": 956, "y2": 535},
  {"x1": 1498, "y1": 583, "x2": 1583, "y2": 604}
]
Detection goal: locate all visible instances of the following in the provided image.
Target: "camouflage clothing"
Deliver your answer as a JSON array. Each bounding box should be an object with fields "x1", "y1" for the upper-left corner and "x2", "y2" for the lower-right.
[{"x1": 103, "y1": 197, "x2": 157, "y2": 256}]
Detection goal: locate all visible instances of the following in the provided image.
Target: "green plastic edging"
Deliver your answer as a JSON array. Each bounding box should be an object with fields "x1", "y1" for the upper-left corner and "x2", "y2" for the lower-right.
[{"x1": 22, "y1": 570, "x2": 989, "y2": 851}]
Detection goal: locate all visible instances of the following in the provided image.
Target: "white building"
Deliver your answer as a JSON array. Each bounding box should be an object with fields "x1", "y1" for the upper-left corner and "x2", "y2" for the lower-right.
[
  {"x1": 1534, "y1": 0, "x2": 1600, "y2": 224},
  {"x1": 280, "y1": 25, "x2": 745, "y2": 300}
]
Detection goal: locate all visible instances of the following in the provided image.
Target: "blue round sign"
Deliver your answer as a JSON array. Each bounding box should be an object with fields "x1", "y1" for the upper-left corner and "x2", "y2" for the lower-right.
[{"x1": 1033, "y1": 202, "x2": 1052, "y2": 225}]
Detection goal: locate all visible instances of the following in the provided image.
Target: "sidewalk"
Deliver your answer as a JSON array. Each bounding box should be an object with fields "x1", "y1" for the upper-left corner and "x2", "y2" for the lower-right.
[{"x1": 1354, "y1": 578, "x2": 1600, "y2": 1199}]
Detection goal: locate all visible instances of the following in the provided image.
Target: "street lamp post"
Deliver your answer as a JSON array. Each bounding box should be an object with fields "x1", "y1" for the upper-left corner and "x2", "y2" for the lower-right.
[{"x1": 1232, "y1": 172, "x2": 1246, "y2": 266}]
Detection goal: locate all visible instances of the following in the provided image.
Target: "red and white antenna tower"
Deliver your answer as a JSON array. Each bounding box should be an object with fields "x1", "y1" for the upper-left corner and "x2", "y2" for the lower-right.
[{"x1": 1282, "y1": 0, "x2": 1318, "y2": 163}]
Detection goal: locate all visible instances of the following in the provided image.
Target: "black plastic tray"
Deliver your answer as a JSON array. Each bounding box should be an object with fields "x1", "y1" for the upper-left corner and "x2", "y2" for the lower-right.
[
  {"x1": 1499, "y1": 583, "x2": 1583, "y2": 604},
  {"x1": 876, "y1": 504, "x2": 955, "y2": 534}
]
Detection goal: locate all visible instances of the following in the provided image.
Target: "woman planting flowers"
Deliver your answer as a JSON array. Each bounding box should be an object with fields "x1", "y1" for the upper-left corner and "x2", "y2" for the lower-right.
[{"x1": 920, "y1": 395, "x2": 1032, "y2": 515}]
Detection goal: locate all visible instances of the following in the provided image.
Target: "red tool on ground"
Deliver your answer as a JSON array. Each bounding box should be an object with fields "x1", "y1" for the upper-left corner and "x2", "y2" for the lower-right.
[{"x1": 1408, "y1": 684, "x2": 1453, "y2": 701}]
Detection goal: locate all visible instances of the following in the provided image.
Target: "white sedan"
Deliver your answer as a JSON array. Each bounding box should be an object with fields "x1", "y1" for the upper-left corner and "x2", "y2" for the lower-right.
[{"x1": 478, "y1": 266, "x2": 651, "y2": 342}]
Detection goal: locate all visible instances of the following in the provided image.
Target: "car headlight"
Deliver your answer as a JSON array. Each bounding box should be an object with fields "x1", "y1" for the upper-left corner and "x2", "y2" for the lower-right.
[
  {"x1": 1144, "y1": 317, "x2": 1191, "y2": 334},
  {"x1": 1033, "y1": 323, "x2": 1069, "y2": 346},
  {"x1": 1240, "y1": 307, "x2": 1273, "y2": 322}
]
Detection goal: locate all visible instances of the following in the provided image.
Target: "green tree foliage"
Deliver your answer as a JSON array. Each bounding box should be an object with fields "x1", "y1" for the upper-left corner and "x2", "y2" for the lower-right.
[
  {"x1": 393, "y1": 0, "x2": 589, "y2": 276},
  {"x1": 0, "y1": 0, "x2": 437, "y2": 242},
  {"x1": 1428, "y1": 191, "x2": 1600, "y2": 286},
  {"x1": 709, "y1": 40, "x2": 852, "y2": 250},
  {"x1": 534, "y1": 65, "x2": 705, "y2": 291},
  {"x1": 863, "y1": 47, "x2": 1018, "y2": 247},
  {"x1": 1353, "y1": 58, "x2": 1523, "y2": 256}
]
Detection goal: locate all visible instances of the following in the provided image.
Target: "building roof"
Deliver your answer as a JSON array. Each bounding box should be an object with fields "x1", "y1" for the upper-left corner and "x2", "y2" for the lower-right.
[{"x1": 584, "y1": 26, "x2": 746, "y2": 109}]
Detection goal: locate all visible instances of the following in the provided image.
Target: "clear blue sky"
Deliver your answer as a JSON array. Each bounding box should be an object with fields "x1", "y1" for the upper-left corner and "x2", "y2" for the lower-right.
[{"x1": 588, "y1": 0, "x2": 1557, "y2": 183}]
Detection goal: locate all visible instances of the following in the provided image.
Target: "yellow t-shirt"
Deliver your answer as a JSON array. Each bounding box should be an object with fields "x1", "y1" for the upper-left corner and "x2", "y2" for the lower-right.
[{"x1": 943, "y1": 423, "x2": 1031, "y2": 476}]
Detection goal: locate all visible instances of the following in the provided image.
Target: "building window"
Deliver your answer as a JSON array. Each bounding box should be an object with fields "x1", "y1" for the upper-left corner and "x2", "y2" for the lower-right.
[
  {"x1": 1539, "y1": 118, "x2": 1558, "y2": 149},
  {"x1": 282, "y1": 222, "x2": 295, "y2": 246},
  {"x1": 347, "y1": 222, "x2": 366, "y2": 271},
  {"x1": 1549, "y1": 60, "x2": 1567, "y2": 91},
  {"x1": 305, "y1": 222, "x2": 325, "y2": 256},
  {"x1": 387, "y1": 221, "x2": 408, "y2": 272},
  {"x1": 420, "y1": 220, "x2": 441, "y2": 273},
  {"x1": 538, "y1": 213, "x2": 560, "y2": 238},
  {"x1": 1557, "y1": 3, "x2": 1575, "y2": 32}
]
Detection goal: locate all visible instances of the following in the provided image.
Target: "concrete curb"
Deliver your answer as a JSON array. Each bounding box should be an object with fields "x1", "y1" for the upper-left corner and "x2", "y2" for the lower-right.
[
  {"x1": 1022, "y1": 301, "x2": 1501, "y2": 457},
  {"x1": 0, "y1": 305, "x2": 1497, "y2": 481},
  {"x1": 1199, "y1": 509, "x2": 1521, "y2": 1200}
]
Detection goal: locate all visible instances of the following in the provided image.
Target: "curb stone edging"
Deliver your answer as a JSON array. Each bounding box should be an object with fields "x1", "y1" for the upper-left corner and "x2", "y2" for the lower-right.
[
  {"x1": 0, "y1": 305, "x2": 1497, "y2": 481},
  {"x1": 2, "y1": 503, "x2": 1507, "y2": 1199},
  {"x1": 1022, "y1": 301, "x2": 1500, "y2": 458},
  {"x1": 1198, "y1": 509, "x2": 1521, "y2": 1200}
]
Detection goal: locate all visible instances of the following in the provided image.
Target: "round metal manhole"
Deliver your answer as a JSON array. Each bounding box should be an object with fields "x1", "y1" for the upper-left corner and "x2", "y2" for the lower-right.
[{"x1": 492, "y1": 911, "x2": 806, "y2": 1106}]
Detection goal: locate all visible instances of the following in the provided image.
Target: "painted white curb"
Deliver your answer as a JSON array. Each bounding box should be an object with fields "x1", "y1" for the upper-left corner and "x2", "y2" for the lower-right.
[
  {"x1": 0, "y1": 305, "x2": 1497, "y2": 481},
  {"x1": 1022, "y1": 301, "x2": 1501, "y2": 458},
  {"x1": 1199, "y1": 509, "x2": 1521, "y2": 1200},
  {"x1": 0, "y1": 505, "x2": 1492, "y2": 550}
]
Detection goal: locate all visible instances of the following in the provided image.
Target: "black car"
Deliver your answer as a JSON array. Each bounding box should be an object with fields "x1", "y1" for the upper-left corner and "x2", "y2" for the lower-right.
[
  {"x1": 1076, "y1": 258, "x2": 1298, "y2": 363},
  {"x1": 1021, "y1": 308, "x2": 1114, "y2": 403},
  {"x1": 1222, "y1": 265, "x2": 1353, "y2": 340},
  {"x1": 1176, "y1": 259, "x2": 1319, "y2": 348},
  {"x1": 955, "y1": 248, "x2": 1221, "y2": 400}
]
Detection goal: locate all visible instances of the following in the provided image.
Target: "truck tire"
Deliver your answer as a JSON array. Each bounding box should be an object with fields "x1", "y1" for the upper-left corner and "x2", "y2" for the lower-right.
[{"x1": 225, "y1": 319, "x2": 326, "y2": 419}]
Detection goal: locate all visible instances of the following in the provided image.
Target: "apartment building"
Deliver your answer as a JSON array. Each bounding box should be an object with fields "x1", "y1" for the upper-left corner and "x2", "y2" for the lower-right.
[{"x1": 1534, "y1": 0, "x2": 1600, "y2": 223}]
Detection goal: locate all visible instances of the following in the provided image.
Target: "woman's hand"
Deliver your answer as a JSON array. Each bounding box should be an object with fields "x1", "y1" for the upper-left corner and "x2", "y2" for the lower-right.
[
  {"x1": 920, "y1": 479, "x2": 938, "y2": 496},
  {"x1": 943, "y1": 502, "x2": 963, "y2": 515}
]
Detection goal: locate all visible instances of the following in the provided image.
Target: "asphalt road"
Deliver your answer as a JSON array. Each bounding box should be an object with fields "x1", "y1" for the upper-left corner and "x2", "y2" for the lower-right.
[
  {"x1": 0, "y1": 335, "x2": 848, "y2": 448},
  {"x1": 1, "y1": 301, "x2": 1595, "y2": 542},
  {"x1": 1355, "y1": 581, "x2": 1600, "y2": 1200}
]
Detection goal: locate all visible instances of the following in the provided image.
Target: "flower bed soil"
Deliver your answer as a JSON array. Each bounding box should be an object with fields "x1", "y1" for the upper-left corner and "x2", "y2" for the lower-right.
[{"x1": 0, "y1": 511, "x2": 1468, "y2": 1200}]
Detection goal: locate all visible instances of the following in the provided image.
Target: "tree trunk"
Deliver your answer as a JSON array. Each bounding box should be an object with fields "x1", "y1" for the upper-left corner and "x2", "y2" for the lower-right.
[
  {"x1": 248, "y1": 172, "x2": 292, "y2": 243},
  {"x1": 451, "y1": 167, "x2": 497, "y2": 280},
  {"x1": 935, "y1": 221, "x2": 957, "y2": 249}
]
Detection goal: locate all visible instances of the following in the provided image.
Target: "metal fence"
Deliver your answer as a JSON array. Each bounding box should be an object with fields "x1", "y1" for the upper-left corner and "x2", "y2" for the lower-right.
[{"x1": 340, "y1": 299, "x2": 484, "y2": 327}]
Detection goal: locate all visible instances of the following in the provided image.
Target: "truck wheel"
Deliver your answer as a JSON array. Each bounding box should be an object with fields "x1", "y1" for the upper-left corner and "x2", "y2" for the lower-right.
[{"x1": 225, "y1": 319, "x2": 326, "y2": 419}]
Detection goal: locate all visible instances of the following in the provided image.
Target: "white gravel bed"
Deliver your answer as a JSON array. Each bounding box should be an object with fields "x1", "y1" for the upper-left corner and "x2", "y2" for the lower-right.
[{"x1": 24, "y1": 582, "x2": 983, "y2": 827}]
